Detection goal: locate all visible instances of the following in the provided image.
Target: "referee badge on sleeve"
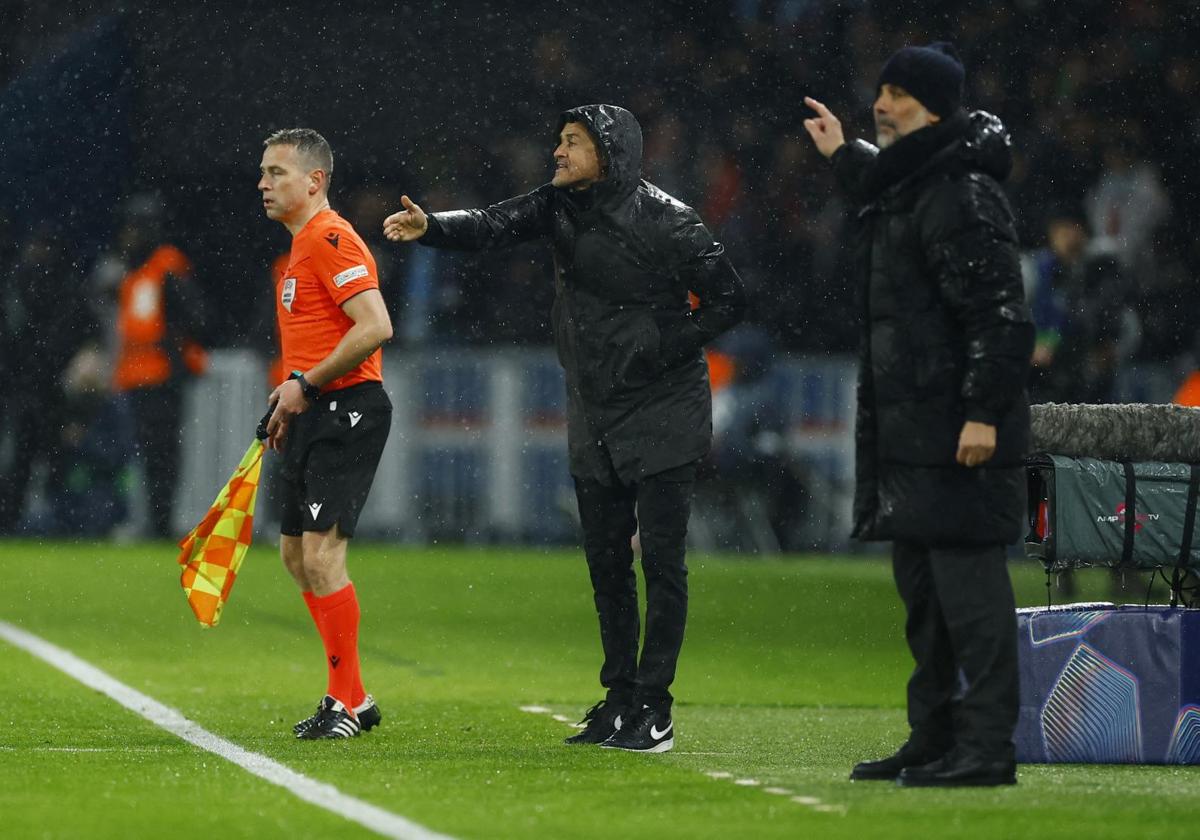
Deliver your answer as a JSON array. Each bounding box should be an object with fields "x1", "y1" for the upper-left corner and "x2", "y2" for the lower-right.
[
  {"x1": 333, "y1": 264, "x2": 369, "y2": 288},
  {"x1": 282, "y1": 277, "x2": 297, "y2": 312}
]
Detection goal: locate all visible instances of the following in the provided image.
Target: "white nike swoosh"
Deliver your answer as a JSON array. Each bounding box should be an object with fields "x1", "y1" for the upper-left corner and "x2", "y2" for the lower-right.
[{"x1": 650, "y1": 722, "x2": 671, "y2": 740}]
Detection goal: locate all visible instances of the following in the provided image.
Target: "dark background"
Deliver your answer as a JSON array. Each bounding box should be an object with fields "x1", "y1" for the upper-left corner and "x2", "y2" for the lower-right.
[{"x1": 2, "y1": 0, "x2": 1197, "y2": 353}]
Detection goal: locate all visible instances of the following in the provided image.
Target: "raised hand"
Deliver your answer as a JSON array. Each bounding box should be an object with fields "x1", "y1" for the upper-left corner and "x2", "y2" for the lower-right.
[
  {"x1": 382, "y1": 194, "x2": 429, "y2": 242},
  {"x1": 803, "y1": 96, "x2": 846, "y2": 159}
]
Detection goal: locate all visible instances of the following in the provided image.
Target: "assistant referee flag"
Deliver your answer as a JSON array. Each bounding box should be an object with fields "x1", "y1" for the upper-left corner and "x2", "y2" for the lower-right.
[{"x1": 176, "y1": 413, "x2": 269, "y2": 627}]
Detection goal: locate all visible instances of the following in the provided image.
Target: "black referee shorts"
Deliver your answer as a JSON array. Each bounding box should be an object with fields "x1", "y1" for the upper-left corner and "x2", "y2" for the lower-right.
[{"x1": 278, "y1": 381, "x2": 392, "y2": 538}]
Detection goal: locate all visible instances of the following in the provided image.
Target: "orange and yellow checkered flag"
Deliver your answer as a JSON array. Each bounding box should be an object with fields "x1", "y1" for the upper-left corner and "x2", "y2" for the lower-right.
[{"x1": 176, "y1": 438, "x2": 265, "y2": 628}]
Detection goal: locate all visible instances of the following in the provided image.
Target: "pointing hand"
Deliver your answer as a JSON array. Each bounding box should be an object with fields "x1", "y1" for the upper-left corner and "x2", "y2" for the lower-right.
[{"x1": 803, "y1": 96, "x2": 846, "y2": 159}]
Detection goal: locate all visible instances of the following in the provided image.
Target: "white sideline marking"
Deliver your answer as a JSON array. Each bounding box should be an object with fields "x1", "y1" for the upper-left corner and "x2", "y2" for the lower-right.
[
  {"x1": 0, "y1": 620, "x2": 455, "y2": 840},
  {"x1": 520, "y1": 704, "x2": 845, "y2": 815}
]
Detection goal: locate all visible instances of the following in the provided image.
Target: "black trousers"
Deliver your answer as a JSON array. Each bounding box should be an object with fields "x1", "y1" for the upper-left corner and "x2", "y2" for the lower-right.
[
  {"x1": 127, "y1": 384, "x2": 183, "y2": 538},
  {"x1": 574, "y1": 460, "x2": 695, "y2": 711},
  {"x1": 892, "y1": 540, "x2": 1019, "y2": 759}
]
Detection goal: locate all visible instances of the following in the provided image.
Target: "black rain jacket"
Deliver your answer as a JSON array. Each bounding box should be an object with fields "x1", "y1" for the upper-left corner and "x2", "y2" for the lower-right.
[
  {"x1": 832, "y1": 110, "x2": 1034, "y2": 545},
  {"x1": 420, "y1": 104, "x2": 747, "y2": 483}
]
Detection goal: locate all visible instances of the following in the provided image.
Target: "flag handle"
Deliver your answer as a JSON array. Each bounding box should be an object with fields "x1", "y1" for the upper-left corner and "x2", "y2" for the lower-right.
[{"x1": 255, "y1": 403, "x2": 275, "y2": 442}]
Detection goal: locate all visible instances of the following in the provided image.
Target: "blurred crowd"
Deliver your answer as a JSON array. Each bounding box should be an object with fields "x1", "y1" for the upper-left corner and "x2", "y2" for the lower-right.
[
  {"x1": 316, "y1": 0, "x2": 1199, "y2": 393},
  {"x1": 2, "y1": 0, "x2": 1198, "y2": 537},
  {"x1": 364, "y1": 0, "x2": 1199, "y2": 370}
]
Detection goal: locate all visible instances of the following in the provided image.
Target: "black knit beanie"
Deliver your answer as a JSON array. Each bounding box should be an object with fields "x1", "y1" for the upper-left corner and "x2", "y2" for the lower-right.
[{"x1": 876, "y1": 42, "x2": 964, "y2": 117}]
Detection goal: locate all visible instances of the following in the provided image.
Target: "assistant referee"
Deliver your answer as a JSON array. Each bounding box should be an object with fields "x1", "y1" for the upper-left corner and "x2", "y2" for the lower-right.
[{"x1": 258, "y1": 128, "x2": 394, "y2": 739}]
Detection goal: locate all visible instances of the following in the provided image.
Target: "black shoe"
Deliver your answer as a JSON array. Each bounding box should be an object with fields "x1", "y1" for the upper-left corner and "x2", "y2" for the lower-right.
[
  {"x1": 354, "y1": 695, "x2": 382, "y2": 732},
  {"x1": 850, "y1": 741, "x2": 951, "y2": 781},
  {"x1": 296, "y1": 696, "x2": 361, "y2": 739},
  {"x1": 293, "y1": 698, "x2": 325, "y2": 736},
  {"x1": 564, "y1": 699, "x2": 628, "y2": 745},
  {"x1": 600, "y1": 705, "x2": 674, "y2": 753},
  {"x1": 294, "y1": 695, "x2": 381, "y2": 736},
  {"x1": 896, "y1": 748, "x2": 1017, "y2": 788}
]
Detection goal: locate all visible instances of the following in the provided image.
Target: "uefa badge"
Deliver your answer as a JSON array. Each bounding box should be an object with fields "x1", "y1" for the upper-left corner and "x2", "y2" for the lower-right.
[{"x1": 282, "y1": 277, "x2": 296, "y2": 312}]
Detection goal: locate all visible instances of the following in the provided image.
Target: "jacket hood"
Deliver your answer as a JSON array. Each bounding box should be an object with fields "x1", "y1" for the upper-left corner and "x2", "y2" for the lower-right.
[
  {"x1": 959, "y1": 110, "x2": 1012, "y2": 182},
  {"x1": 557, "y1": 104, "x2": 643, "y2": 202}
]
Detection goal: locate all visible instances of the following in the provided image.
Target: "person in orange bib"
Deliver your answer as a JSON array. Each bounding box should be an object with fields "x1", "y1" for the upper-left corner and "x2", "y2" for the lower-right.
[
  {"x1": 111, "y1": 196, "x2": 209, "y2": 538},
  {"x1": 258, "y1": 128, "x2": 394, "y2": 739}
]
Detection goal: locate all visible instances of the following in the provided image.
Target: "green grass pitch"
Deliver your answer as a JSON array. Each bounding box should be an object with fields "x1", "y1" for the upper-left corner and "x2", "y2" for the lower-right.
[{"x1": 0, "y1": 540, "x2": 1196, "y2": 839}]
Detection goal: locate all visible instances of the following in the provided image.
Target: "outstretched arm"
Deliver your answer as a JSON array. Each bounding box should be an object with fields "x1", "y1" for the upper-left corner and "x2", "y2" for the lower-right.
[{"x1": 383, "y1": 186, "x2": 554, "y2": 252}]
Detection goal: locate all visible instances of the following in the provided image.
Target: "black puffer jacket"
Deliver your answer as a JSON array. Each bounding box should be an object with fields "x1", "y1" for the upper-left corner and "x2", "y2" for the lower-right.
[
  {"x1": 420, "y1": 104, "x2": 747, "y2": 483},
  {"x1": 832, "y1": 110, "x2": 1034, "y2": 545}
]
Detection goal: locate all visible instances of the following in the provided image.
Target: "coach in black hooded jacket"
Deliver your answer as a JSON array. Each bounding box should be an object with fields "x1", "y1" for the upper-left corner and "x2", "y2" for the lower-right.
[
  {"x1": 805, "y1": 44, "x2": 1034, "y2": 788},
  {"x1": 383, "y1": 104, "x2": 746, "y2": 752}
]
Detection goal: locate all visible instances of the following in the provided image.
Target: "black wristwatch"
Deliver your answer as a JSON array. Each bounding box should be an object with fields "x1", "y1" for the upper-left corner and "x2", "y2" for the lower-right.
[{"x1": 291, "y1": 370, "x2": 321, "y2": 402}]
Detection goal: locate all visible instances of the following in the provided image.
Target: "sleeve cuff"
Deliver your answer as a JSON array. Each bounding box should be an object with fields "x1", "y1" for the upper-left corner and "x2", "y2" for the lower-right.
[
  {"x1": 964, "y1": 403, "x2": 1002, "y2": 426},
  {"x1": 417, "y1": 214, "x2": 445, "y2": 246}
]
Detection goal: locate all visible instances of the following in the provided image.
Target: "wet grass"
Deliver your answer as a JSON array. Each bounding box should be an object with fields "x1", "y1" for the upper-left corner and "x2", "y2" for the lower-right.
[{"x1": 0, "y1": 540, "x2": 1194, "y2": 838}]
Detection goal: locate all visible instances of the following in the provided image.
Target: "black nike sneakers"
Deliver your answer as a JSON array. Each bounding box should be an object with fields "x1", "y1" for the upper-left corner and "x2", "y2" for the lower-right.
[
  {"x1": 294, "y1": 695, "x2": 380, "y2": 739},
  {"x1": 601, "y1": 705, "x2": 674, "y2": 753},
  {"x1": 564, "y1": 699, "x2": 628, "y2": 745}
]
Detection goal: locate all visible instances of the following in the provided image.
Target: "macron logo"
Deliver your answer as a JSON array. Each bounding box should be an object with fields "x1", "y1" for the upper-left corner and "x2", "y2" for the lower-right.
[
  {"x1": 332, "y1": 264, "x2": 369, "y2": 288},
  {"x1": 308, "y1": 502, "x2": 323, "y2": 520},
  {"x1": 348, "y1": 411, "x2": 362, "y2": 428}
]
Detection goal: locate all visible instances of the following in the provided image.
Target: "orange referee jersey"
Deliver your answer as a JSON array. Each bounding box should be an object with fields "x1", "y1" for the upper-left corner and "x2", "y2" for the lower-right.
[{"x1": 276, "y1": 209, "x2": 382, "y2": 392}]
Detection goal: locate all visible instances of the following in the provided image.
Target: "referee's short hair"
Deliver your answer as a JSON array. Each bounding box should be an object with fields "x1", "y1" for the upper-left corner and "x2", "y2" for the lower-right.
[{"x1": 264, "y1": 128, "x2": 334, "y2": 187}]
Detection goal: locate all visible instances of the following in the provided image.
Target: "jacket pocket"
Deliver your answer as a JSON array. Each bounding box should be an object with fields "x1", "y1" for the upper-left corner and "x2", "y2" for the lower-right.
[{"x1": 595, "y1": 314, "x2": 662, "y2": 399}]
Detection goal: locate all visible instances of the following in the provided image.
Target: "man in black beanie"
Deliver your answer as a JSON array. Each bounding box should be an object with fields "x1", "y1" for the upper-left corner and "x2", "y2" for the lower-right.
[
  {"x1": 874, "y1": 41, "x2": 965, "y2": 135},
  {"x1": 803, "y1": 45, "x2": 1034, "y2": 787}
]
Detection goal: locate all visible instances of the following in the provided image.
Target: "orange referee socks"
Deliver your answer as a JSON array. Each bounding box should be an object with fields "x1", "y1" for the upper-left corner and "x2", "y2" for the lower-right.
[
  {"x1": 311, "y1": 583, "x2": 366, "y2": 710},
  {"x1": 302, "y1": 590, "x2": 323, "y2": 633}
]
